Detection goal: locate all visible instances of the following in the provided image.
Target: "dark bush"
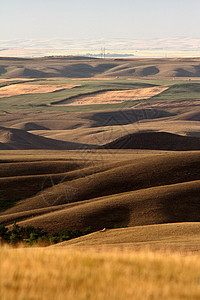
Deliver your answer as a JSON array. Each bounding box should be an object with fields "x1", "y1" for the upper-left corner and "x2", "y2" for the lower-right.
[{"x1": 0, "y1": 223, "x2": 94, "y2": 246}]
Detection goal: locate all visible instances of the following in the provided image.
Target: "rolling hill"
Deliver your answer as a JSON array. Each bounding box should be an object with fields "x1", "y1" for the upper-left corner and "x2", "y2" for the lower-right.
[
  {"x1": 55, "y1": 222, "x2": 200, "y2": 252},
  {"x1": 2, "y1": 178, "x2": 199, "y2": 233},
  {"x1": 0, "y1": 126, "x2": 95, "y2": 150},
  {"x1": 100, "y1": 131, "x2": 200, "y2": 151},
  {"x1": 0, "y1": 151, "x2": 199, "y2": 234},
  {"x1": 173, "y1": 108, "x2": 200, "y2": 121},
  {"x1": 81, "y1": 109, "x2": 174, "y2": 127},
  {"x1": 2, "y1": 57, "x2": 200, "y2": 78}
]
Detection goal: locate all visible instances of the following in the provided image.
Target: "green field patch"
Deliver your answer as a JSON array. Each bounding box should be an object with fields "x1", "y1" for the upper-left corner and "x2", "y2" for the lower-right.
[
  {"x1": 149, "y1": 82, "x2": 200, "y2": 102},
  {"x1": 0, "y1": 81, "x2": 157, "y2": 108},
  {"x1": 1, "y1": 78, "x2": 199, "y2": 112}
]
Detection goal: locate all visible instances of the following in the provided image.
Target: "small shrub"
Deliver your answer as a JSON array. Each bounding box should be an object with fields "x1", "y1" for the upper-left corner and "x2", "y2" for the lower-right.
[{"x1": 0, "y1": 223, "x2": 94, "y2": 246}]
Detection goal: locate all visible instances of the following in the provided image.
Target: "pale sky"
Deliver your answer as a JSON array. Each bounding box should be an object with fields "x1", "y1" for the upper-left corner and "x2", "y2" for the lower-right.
[{"x1": 1, "y1": 0, "x2": 200, "y2": 40}]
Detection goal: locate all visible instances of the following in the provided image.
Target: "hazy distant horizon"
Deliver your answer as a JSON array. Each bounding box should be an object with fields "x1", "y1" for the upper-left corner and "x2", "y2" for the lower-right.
[
  {"x1": 1, "y1": 37, "x2": 200, "y2": 58},
  {"x1": 1, "y1": 37, "x2": 200, "y2": 49},
  {"x1": 2, "y1": 0, "x2": 200, "y2": 58},
  {"x1": 1, "y1": 0, "x2": 200, "y2": 41}
]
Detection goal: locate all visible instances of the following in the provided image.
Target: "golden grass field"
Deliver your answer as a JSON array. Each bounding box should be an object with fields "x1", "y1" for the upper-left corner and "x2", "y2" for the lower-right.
[
  {"x1": 1, "y1": 247, "x2": 200, "y2": 300},
  {"x1": 0, "y1": 84, "x2": 78, "y2": 98},
  {"x1": 55, "y1": 86, "x2": 168, "y2": 106}
]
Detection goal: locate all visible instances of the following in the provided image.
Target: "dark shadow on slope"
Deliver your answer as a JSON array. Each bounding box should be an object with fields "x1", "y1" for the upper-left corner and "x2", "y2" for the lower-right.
[
  {"x1": 0, "y1": 126, "x2": 96, "y2": 150},
  {"x1": 100, "y1": 131, "x2": 200, "y2": 151},
  {"x1": 84, "y1": 109, "x2": 174, "y2": 127}
]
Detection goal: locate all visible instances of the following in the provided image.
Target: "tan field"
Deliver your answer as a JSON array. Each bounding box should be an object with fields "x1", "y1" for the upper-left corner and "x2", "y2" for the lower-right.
[
  {"x1": 0, "y1": 83, "x2": 78, "y2": 98},
  {"x1": 0, "y1": 78, "x2": 31, "y2": 82},
  {"x1": 55, "y1": 86, "x2": 168, "y2": 106},
  {"x1": 1, "y1": 247, "x2": 200, "y2": 300}
]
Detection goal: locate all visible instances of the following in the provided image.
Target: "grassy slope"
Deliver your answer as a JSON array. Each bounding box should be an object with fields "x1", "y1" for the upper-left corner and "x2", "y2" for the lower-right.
[
  {"x1": 1, "y1": 151, "x2": 200, "y2": 208},
  {"x1": 1, "y1": 108, "x2": 199, "y2": 146},
  {"x1": 56, "y1": 222, "x2": 200, "y2": 252},
  {"x1": 100, "y1": 131, "x2": 200, "y2": 150},
  {"x1": 28, "y1": 119, "x2": 200, "y2": 145},
  {"x1": 149, "y1": 83, "x2": 200, "y2": 102},
  {"x1": 6, "y1": 180, "x2": 199, "y2": 233},
  {"x1": 0, "y1": 126, "x2": 96, "y2": 150},
  {"x1": 1, "y1": 151, "x2": 199, "y2": 233}
]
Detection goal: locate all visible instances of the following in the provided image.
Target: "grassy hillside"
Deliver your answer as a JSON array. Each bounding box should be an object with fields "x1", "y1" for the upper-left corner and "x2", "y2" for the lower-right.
[
  {"x1": 101, "y1": 131, "x2": 200, "y2": 150},
  {"x1": 149, "y1": 83, "x2": 200, "y2": 102},
  {"x1": 5, "y1": 179, "x2": 199, "y2": 233},
  {"x1": 56, "y1": 222, "x2": 200, "y2": 252},
  {"x1": 0, "y1": 126, "x2": 95, "y2": 150},
  {"x1": 0, "y1": 151, "x2": 199, "y2": 233},
  {"x1": 1, "y1": 56, "x2": 200, "y2": 79}
]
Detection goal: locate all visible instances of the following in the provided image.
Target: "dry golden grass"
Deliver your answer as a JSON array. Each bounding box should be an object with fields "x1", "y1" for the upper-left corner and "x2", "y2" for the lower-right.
[
  {"x1": 56, "y1": 86, "x2": 167, "y2": 106},
  {"x1": 1, "y1": 247, "x2": 200, "y2": 300},
  {"x1": 0, "y1": 84, "x2": 78, "y2": 98},
  {"x1": 0, "y1": 78, "x2": 31, "y2": 82}
]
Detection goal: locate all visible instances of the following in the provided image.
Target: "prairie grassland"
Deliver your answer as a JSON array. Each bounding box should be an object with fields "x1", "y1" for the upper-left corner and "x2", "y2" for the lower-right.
[{"x1": 1, "y1": 247, "x2": 200, "y2": 300}]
